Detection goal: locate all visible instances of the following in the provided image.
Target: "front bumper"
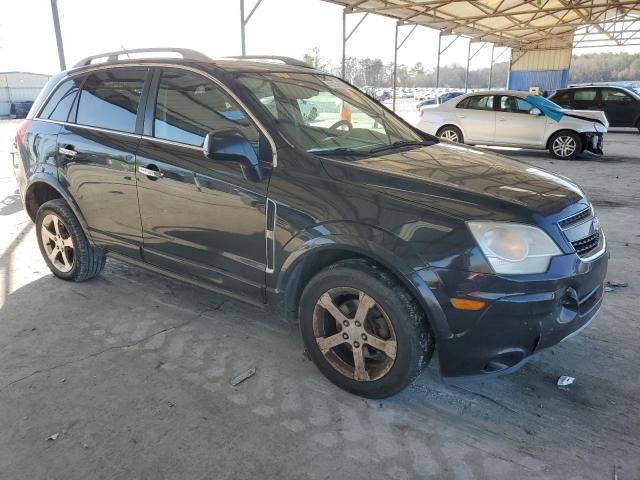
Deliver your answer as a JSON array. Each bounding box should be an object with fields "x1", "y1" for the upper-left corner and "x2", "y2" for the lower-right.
[
  {"x1": 581, "y1": 132, "x2": 605, "y2": 155},
  {"x1": 419, "y1": 248, "x2": 609, "y2": 377}
]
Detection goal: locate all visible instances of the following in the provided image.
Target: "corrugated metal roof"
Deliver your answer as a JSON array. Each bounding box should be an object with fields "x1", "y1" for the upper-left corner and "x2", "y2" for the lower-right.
[{"x1": 324, "y1": 0, "x2": 640, "y2": 49}]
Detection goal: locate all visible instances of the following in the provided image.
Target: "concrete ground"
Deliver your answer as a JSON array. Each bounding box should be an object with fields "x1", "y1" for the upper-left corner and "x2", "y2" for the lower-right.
[{"x1": 0, "y1": 115, "x2": 638, "y2": 480}]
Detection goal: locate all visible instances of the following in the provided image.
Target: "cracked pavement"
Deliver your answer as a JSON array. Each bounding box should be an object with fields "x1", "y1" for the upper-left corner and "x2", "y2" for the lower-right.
[{"x1": 1, "y1": 119, "x2": 639, "y2": 479}]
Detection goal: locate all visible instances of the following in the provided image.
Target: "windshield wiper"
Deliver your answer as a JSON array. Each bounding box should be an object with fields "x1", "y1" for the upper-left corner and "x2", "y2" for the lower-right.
[
  {"x1": 311, "y1": 147, "x2": 372, "y2": 157},
  {"x1": 366, "y1": 140, "x2": 432, "y2": 154}
]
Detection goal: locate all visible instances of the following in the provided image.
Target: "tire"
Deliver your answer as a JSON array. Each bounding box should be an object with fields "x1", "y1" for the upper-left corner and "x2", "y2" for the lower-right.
[
  {"x1": 36, "y1": 199, "x2": 106, "y2": 282},
  {"x1": 299, "y1": 259, "x2": 434, "y2": 398},
  {"x1": 549, "y1": 131, "x2": 581, "y2": 160},
  {"x1": 437, "y1": 125, "x2": 463, "y2": 143}
]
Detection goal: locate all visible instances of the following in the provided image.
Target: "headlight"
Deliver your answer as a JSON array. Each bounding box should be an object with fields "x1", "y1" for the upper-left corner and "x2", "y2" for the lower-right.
[{"x1": 467, "y1": 221, "x2": 562, "y2": 274}]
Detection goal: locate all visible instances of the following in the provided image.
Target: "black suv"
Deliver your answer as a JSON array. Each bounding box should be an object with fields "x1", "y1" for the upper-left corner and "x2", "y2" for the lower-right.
[
  {"x1": 12, "y1": 48, "x2": 608, "y2": 398},
  {"x1": 550, "y1": 85, "x2": 640, "y2": 130}
]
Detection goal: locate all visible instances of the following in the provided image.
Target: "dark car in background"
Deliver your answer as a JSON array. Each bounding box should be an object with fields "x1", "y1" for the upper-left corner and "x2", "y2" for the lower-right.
[
  {"x1": 550, "y1": 85, "x2": 640, "y2": 131},
  {"x1": 12, "y1": 48, "x2": 608, "y2": 398}
]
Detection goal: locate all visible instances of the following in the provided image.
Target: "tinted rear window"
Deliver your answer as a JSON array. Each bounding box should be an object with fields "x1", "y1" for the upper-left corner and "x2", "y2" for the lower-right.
[
  {"x1": 39, "y1": 77, "x2": 82, "y2": 122},
  {"x1": 574, "y1": 89, "x2": 597, "y2": 101},
  {"x1": 76, "y1": 69, "x2": 147, "y2": 133}
]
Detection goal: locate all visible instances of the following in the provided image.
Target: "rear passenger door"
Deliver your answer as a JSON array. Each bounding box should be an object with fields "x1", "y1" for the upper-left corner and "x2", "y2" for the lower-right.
[
  {"x1": 56, "y1": 67, "x2": 149, "y2": 258},
  {"x1": 454, "y1": 95, "x2": 496, "y2": 143},
  {"x1": 601, "y1": 88, "x2": 636, "y2": 127},
  {"x1": 134, "y1": 68, "x2": 272, "y2": 303}
]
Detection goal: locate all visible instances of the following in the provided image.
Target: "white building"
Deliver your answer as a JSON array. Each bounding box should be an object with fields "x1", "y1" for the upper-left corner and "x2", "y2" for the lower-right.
[{"x1": 0, "y1": 72, "x2": 50, "y2": 118}]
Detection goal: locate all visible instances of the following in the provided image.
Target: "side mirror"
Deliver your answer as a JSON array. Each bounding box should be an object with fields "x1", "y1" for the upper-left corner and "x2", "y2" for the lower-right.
[
  {"x1": 203, "y1": 129, "x2": 263, "y2": 181},
  {"x1": 530, "y1": 108, "x2": 543, "y2": 116}
]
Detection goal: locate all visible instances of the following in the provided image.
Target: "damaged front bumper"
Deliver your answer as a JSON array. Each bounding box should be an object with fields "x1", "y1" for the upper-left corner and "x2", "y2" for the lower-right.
[
  {"x1": 418, "y1": 247, "x2": 609, "y2": 378},
  {"x1": 581, "y1": 132, "x2": 605, "y2": 155}
]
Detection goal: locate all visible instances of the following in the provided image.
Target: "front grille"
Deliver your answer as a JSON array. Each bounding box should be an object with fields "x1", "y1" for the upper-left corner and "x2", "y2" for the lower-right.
[
  {"x1": 559, "y1": 207, "x2": 591, "y2": 229},
  {"x1": 572, "y1": 231, "x2": 600, "y2": 256}
]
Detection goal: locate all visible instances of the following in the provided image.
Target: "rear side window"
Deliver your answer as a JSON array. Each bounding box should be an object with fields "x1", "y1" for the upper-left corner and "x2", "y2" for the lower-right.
[
  {"x1": 602, "y1": 89, "x2": 631, "y2": 104},
  {"x1": 573, "y1": 89, "x2": 597, "y2": 101},
  {"x1": 39, "y1": 77, "x2": 82, "y2": 122},
  {"x1": 76, "y1": 69, "x2": 147, "y2": 133},
  {"x1": 457, "y1": 95, "x2": 494, "y2": 110},
  {"x1": 153, "y1": 70, "x2": 260, "y2": 149}
]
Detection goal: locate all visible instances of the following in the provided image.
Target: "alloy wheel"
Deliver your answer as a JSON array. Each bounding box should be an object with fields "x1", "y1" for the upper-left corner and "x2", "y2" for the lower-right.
[
  {"x1": 440, "y1": 129, "x2": 459, "y2": 142},
  {"x1": 40, "y1": 213, "x2": 75, "y2": 273},
  {"x1": 552, "y1": 135, "x2": 577, "y2": 158},
  {"x1": 312, "y1": 287, "x2": 397, "y2": 382}
]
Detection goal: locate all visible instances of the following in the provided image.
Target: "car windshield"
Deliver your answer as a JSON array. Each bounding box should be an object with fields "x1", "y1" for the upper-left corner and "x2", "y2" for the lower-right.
[{"x1": 236, "y1": 72, "x2": 429, "y2": 156}]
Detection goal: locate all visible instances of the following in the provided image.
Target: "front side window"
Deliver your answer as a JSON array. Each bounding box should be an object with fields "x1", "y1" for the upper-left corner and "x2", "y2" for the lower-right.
[
  {"x1": 76, "y1": 69, "x2": 146, "y2": 133},
  {"x1": 237, "y1": 72, "x2": 424, "y2": 155},
  {"x1": 499, "y1": 96, "x2": 533, "y2": 114},
  {"x1": 153, "y1": 70, "x2": 260, "y2": 151},
  {"x1": 551, "y1": 90, "x2": 572, "y2": 106},
  {"x1": 458, "y1": 95, "x2": 495, "y2": 111},
  {"x1": 602, "y1": 89, "x2": 631, "y2": 104},
  {"x1": 573, "y1": 89, "x2": 597, "y2": 102},
  {"x1": 39, "y1": 77, "x2": 83, "y2": 122}
]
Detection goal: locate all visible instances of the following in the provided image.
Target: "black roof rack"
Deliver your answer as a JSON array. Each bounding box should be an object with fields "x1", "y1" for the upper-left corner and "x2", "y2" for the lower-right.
[
  {"x1": 225, "y1": 55, "x2": 313, "y2": 69},
  {"x1": 73, "y1": 48, "x2": 213, "y2": 68}
]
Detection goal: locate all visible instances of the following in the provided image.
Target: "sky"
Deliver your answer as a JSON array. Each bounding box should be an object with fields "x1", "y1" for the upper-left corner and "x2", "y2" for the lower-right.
[{"x1": 1, "y1": 0, "x2": 640, "y2": 76}]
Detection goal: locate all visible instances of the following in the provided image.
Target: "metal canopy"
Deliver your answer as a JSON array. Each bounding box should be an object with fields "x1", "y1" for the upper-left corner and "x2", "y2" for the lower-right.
[{"x1": 324, "y1": 0, "x2": 640, "y2": 49}]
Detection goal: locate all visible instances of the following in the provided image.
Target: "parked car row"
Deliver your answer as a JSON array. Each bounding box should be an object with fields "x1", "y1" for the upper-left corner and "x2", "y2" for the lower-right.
[{"x1": 418, "y1": 89, "x2": 610, "y2": 160}]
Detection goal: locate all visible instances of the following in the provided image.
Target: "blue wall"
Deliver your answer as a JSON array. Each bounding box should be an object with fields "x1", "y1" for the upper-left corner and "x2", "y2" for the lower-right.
[{"x1": 508, "y1": 69, "x2": 570, "y2": 93}]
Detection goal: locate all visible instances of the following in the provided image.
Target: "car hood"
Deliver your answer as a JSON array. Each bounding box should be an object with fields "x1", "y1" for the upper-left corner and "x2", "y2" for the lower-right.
[
  {"x1": 321, "y1": 142, "x2": 587, "y2": 221},
  {"x1": 561, "y1": 108, "x2": 609, "y2": 128}
]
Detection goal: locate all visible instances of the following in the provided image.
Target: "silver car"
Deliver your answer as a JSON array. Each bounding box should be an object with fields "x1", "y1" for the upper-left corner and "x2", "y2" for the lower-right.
[{"x1": 417, "y1": 90, "x2": 608, "y2": 159}]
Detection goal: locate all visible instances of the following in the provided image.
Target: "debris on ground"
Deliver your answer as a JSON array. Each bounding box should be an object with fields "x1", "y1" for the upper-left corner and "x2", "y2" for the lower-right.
[
  {"x1": 229, "y1": 367, "x2": 256, "y2": 387},
  {"x1": 557, "y1": 376, "x2": 575, "y2": 388},
  {"x1": 605, "y1": 281, "x2": 629, "y2": 292},
  {"x1": 47, "y1": 433, "x2": 59, "y2": 441}
]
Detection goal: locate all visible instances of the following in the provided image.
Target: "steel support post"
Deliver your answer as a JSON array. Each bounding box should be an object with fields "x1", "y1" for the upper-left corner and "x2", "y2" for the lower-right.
[
  {"x1": 341, "y1": 10, "x2": 369, "y2": 80},
  {"x1": 240, "y1": 0, "x2": 264, "y2": 56},
  {"x1": 50, "y1": 0, "x2": 66, "y2": 70},
  {"x1": 464, "y1": 38, "x2": 471, "y2": 92},
  {"x1": 435, "y1": 34, "x2": 442, "y2": 88},
  {"x1": 488, "y1": 44, "x2": 495, "y2": 89},
  {"x1": 392, "y1": 23, "x2": 418, "y2": 112}
]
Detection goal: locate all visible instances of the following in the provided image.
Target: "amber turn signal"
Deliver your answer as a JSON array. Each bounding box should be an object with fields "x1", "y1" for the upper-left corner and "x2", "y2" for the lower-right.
[{"x1": 451, "y1": 297, "x2": 486, "y2": 311}]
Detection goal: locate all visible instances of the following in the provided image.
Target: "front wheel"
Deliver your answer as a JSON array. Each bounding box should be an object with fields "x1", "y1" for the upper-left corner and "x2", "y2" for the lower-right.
[
  {"x1": 549, "y1": 131, "x2": 581, "y2": 160},
  {"x1": 36, "y1": 199, "x2": 106, "y2": 281},
  {"x1": 437, "y1": 125, "x2": 463, "y2": 143},
  {"x1": 299, "y1": 259, "x2": 434, "y2": 398}
]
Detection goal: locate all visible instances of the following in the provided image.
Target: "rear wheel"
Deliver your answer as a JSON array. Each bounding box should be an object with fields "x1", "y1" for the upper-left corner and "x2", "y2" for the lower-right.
[
  {"x1": 549, "y1": 131, "x2": 581, "y2": 160},
  {"x1": 437, "y1": 125, "x2": 463, "y2": 143},
  {"x1": 299, "y1": 259, "x2": 434, "y2": 398},
  {"x1": 36, "y1": 199, "x2": 105, "y2": 281}
]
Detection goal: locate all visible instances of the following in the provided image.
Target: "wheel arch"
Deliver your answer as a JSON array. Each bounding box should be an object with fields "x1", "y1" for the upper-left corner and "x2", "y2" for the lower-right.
[
  {"x1": 274, "y1": 225, "x2": 450, "y2": 345},
  {"x1": 545, "y1": 128, "x2": 581, "y2": 149},
  {"x1": 24, "y1": 176, "x2": 95, "y2": 246},
  {"x1": 436, "y1": 123, "x2": 465, "y2": 141}
]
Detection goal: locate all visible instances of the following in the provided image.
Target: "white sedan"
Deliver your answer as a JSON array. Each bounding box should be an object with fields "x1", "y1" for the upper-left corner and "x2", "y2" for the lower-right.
[{"x1": 417, "y1": 90, "x2": 608, "y2": 159}]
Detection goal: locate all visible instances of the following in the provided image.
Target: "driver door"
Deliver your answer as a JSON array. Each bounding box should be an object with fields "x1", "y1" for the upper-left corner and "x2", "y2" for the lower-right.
[
  {"x1": 134, "y1": 68, "x2": 273, "y2": 303},
  {"x1": 495, "y1": 95, "x2": 547, "y2": 146}
]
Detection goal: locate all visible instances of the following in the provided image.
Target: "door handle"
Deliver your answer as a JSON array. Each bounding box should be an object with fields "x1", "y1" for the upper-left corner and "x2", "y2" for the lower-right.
[
  {"x1": 58, "y1": 146, "x2": 77, "y2": 157},
  {"x1": 458, "y1": 114, "x2": 467, "y2": 118},
  {"x1": 498, "y1": 118, "x2": 507, "y2": 122},
  {"x1": 138, "y1": 165, "x2": 164, "y2": 179}
]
